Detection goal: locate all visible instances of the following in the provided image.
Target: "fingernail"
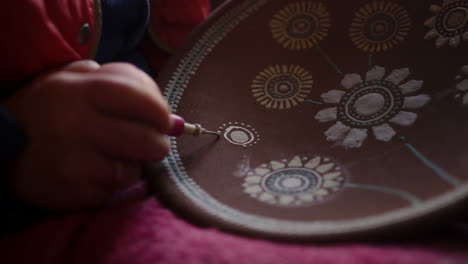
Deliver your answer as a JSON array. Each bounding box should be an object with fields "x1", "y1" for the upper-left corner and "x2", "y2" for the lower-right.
[
  {"x1": 87, "y1": 60, "x2": 101, "y2": 69},
  {"x1": 78, "y1": 59, "x2": 100, "y2": 69},
  {"x1": 168, "y1": 114, "x2": 185, "y2": 137}
]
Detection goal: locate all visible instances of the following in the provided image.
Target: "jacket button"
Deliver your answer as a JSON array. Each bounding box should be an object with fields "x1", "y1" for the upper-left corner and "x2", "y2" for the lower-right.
[{"x1": 78, "y1": 23, "x2": 91, "y2": 45}]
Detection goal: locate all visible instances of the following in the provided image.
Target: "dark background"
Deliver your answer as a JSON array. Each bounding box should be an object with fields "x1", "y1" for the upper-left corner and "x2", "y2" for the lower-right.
[{"x1": 211, "y1": 0, "x2": 226, "y2": 10}]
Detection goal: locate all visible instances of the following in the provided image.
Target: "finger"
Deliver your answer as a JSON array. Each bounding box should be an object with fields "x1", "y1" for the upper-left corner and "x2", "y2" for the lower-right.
[
  {"x1": 60, "y1": 151, "x2": 116, "y2": 209},
  {"x1": 97, "y1": 63, "x2": 170, "y2": 129},
  {"x1": 59, "y1": 151, "x2": 142, "y2": 210},
  {"x1": 112, "y1": 159, "x2": 142, "y2": 190},
  {"x1": 85, "y1": 63, "x2": 171, "y2": 133},
  {"x1": 96, "y1": 63, "x2": 168, "y2": 111},
  {"x1": 62, "y1": 60, "x2": 101, "y2": 73},
  {"x1": 82, "y1": 112, "x2": 170, "y2": 162},
  {"x1": 97, "y1": 63, "x2": 161, "y2": 96},
  {"x1": 27, "y1": 60, "x2": 101, "y2": 86}
]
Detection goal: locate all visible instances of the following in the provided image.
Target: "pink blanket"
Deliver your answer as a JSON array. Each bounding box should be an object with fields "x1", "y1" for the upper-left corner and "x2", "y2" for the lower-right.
[{"x1": 1, "y1": 182, "x2": 467, "y2": 264}]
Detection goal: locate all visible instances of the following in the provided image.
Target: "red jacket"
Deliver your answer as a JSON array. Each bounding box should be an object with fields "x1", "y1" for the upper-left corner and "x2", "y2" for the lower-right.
[{"x1": 1, "y1": 0, "x2": 210, "y2": 88}]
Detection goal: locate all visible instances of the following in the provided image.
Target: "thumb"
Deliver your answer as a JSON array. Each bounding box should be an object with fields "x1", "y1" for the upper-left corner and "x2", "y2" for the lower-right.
[{"x1": 63, "y1": 60, "x2": 101, "y2": 73}]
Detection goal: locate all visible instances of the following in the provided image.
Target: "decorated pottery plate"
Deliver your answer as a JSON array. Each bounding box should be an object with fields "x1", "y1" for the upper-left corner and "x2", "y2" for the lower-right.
[{"x1": 149, "y1": 0, "x2": 468, "y2": 241}]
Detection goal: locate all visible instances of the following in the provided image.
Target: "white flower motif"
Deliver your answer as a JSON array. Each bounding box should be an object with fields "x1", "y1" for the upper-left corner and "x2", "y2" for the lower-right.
[
  {"x1": 315, "y1": 66, "x2": 430, "y2": 149},
  {"x1": 243, "y1": 156, "x2": 344, "y2": 207},
  {"x1": 424, "y1": 0, "x2": 468, "y2": 48},
  {"x1": 455, "y1": 65, "x2": 468, "y2": 104}
]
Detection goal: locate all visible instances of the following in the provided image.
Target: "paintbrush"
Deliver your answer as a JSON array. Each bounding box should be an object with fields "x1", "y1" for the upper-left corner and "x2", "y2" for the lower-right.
[{"x1": 169, "y1": 114, "x2": 220, "y2": 137}]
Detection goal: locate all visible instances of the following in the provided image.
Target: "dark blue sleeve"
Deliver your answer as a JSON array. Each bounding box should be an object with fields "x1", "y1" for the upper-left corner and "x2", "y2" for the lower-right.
[
  {"x1": 95, "y1": 0, "x2": 154, "y2": 76},
  {"x1": 0, "y1": 107, "x2": 27, "y2": 162},
  {"x1": 0, "y1": 107, "x2": 37, "y2": 235}
]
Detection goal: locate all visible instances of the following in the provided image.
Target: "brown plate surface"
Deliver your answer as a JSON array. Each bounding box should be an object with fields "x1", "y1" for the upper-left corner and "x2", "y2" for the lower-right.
[{"x1": 150, "y1": 0, "x2": 468, "y2": 242}]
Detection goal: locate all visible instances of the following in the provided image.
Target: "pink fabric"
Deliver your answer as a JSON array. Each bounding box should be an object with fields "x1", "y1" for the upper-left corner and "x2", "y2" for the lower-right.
[{"x1": 1, "y1": 182, "x2": 467, "y2": 264}]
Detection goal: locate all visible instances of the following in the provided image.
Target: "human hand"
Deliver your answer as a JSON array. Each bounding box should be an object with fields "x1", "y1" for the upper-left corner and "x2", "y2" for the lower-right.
[{"x1": 2, "y1": 60, "x2": 171, "y2": 211}]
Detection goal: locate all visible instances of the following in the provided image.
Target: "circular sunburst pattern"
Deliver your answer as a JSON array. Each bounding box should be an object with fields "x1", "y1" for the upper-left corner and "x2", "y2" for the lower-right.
[
  {"x1": 349, "y1": 1, "x2": 411, "y2": 53},
  {"x1": 424, "y1": 0, "x2": 468, "y2": 48},
  {"x1": 270, "y1": 1, "x2": 330, "y2": 50},
  {"x1": 218, "y1": 122, "x2": 260, "y2": 147},
  {"x1": 243, "y1": 156, "x2": 345, "y2": 207},
  {"x1": 251, "y1": 65, "x2": 313, "y2": 110}
]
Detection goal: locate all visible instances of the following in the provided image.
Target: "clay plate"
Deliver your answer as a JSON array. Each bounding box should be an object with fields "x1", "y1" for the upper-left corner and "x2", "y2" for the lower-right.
[{"x1": 149, "y1": 0, "x2": 468, "y2": 242}]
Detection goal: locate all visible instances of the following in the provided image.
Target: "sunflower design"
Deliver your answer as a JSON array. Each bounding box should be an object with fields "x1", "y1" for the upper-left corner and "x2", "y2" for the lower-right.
[
  {"x1": 270, "y1": 1, "x2": 331, "y2": 50},
  {"x1": 243, "y1": 155, "x2": 345, "y2": 207},
  {"x1": 218, "y1": 122, "x2": 260, "y2": 147},
  {"x1": 349, "y1": 1, "x2": 411, "y2": 53},
  {"x1": 455, "y1": 65, "x2": 468, "y2": 104},
  {"x1": 424, "y1": 0, "x2": 468, "y2": 48},
  {"x1": 251, "y1": 65, "x2": 313, "y2": 110},
  {"x1": 314, "y1": 66, "x2": 430, "y2": 149}
]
